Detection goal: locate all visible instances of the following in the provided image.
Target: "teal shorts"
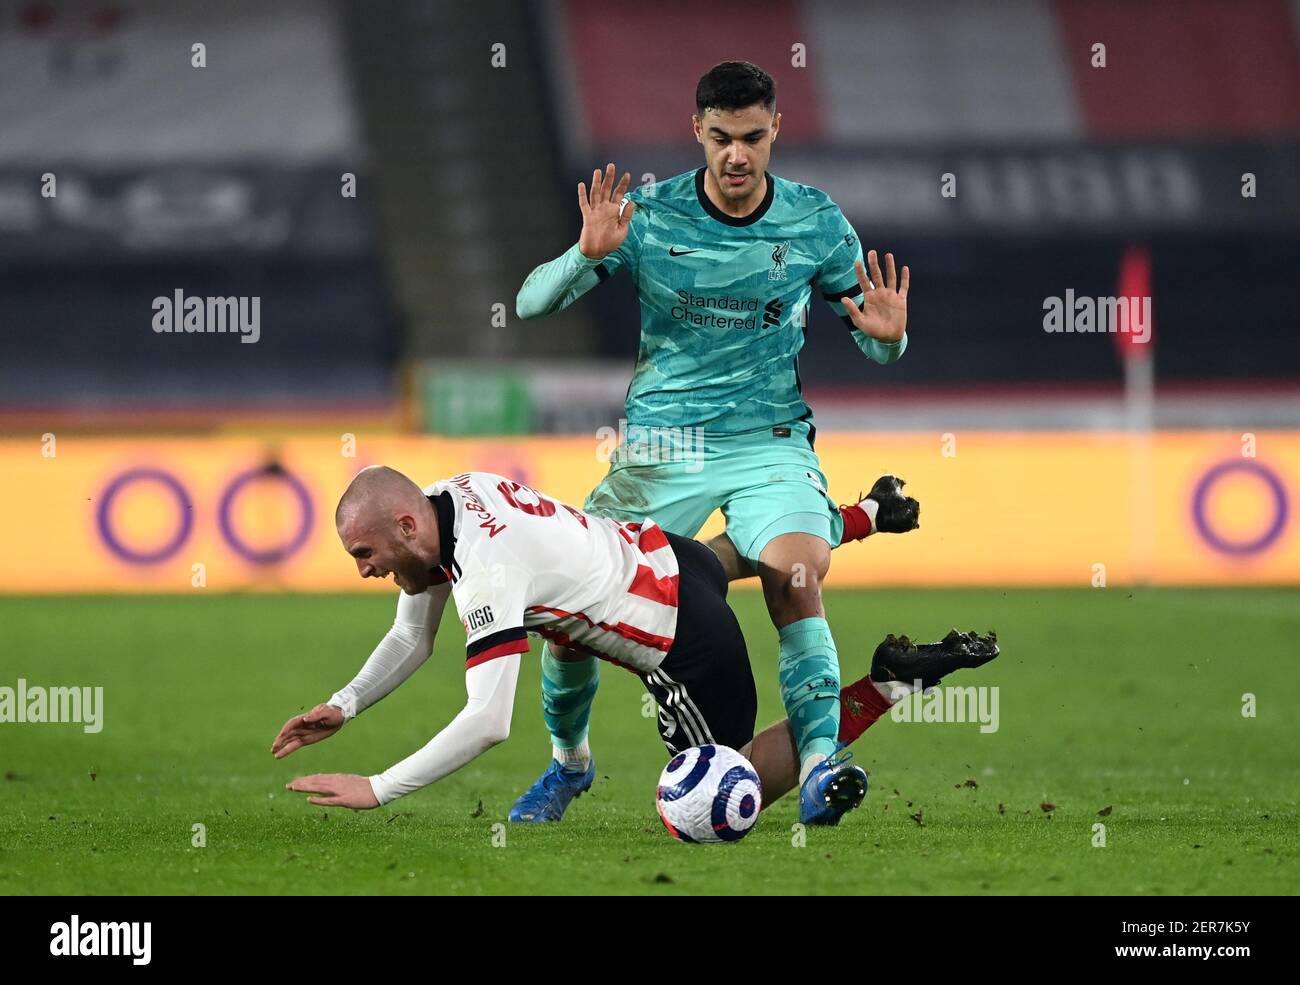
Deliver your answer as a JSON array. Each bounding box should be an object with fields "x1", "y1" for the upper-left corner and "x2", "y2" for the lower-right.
[{"x1": 583, "y1": 419, "x2": 844, "y2": 562}]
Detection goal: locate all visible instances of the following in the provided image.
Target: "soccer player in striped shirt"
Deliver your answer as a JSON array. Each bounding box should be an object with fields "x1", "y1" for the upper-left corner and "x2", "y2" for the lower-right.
[
  {"x1": 511, "y1": 61, "x2": 915, "y2": 824},
  {"x1": 272, "y1": 467, "x2": 995, "y2": 811}
]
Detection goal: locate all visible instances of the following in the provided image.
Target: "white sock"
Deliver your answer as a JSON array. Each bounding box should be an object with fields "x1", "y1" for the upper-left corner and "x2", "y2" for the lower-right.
[
  {"x1": 799, "y1": 753, "x2": 828, "y2": 786},
  {"x1": 862, "y1": 497, "x2": 880, "y2": 530},
  {"x1": 879, "y1": 678, "x2": 935, "y2": 703},
  {"x1": 554, "y1": 740, "x2": 591, "y2": 771}
]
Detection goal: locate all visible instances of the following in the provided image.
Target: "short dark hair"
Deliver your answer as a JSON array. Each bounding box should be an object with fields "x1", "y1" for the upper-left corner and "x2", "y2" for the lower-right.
[{"x1": 695, "y1": 61, "x2": 776, "y2": 116}]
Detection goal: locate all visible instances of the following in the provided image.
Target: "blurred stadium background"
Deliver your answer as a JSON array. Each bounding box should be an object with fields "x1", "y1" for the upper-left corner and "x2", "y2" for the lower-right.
[{"x1": 2, "y1": 0, "x2": 1299, "y2": 593}]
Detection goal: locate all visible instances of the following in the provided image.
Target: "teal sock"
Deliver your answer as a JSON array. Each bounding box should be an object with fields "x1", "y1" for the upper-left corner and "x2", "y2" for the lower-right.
[
  {"x1": 541, "y1": 643, "x2": 599, "y2": 752},
  {"x1": 777, "y1": 617, "x2": 841, "y2": 763}
]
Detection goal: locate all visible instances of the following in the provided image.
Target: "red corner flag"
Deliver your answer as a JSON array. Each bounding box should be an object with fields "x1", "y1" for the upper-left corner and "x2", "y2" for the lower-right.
[{"x1": 1114, "y1": 243, "x2": 1154, "y2": 360}]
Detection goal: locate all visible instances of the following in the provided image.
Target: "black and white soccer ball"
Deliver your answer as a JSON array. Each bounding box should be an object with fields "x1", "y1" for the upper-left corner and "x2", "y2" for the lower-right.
[{"x1": 655, "y1": 744, "x2": 762, "y2": 844}]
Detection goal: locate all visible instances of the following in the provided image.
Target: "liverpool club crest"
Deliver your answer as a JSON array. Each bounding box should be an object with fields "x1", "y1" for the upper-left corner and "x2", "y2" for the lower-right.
[{"x1": 769, "y1": 241, "x2": 790, "y2": 281}]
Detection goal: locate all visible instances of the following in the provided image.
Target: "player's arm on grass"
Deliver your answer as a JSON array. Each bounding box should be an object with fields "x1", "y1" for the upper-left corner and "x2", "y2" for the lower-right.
[
  {"x1": 515, "y1": 163, "x2": 643, "y2": 319},
  {"x1": 816, "y1": 209, "x2": 909, "y2": 363},
  {"x1": 270, "y1": 582, "x2": 450, "y2": 759},
  {"x1": 286, "y1": 562, "x2": 534, "y2": 809},
  {"x1": 363, "y1": 561, "x2": 533, "y2": 805},
  {"x1": 285, "y1": 654, "x2": 523, "y2": 810}
]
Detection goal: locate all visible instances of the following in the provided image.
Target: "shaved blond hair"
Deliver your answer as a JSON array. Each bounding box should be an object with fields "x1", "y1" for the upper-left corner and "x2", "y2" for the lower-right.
[{"x1": 335, "y1": 466, "x2": 429, "y2": 529}]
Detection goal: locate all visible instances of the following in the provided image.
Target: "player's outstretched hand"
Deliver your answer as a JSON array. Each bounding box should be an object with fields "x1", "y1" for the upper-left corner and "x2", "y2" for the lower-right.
[
  {"x1": 271, "y1": 703, "x2": 344, "y2": 759},
  {"x1": 841, "y1": 250, "x2": 908, "y2": 343},
  {"x1": 577, "y1": 162, "x2": 636, "y2": 261},
  {"x1": 285, "y1": 773, "x2": 379, "y2": 810}
]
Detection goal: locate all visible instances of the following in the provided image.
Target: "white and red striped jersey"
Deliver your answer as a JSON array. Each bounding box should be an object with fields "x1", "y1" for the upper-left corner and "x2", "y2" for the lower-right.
[{"x1": 422, "y1": 472, "x2": 679, "y2": 673}]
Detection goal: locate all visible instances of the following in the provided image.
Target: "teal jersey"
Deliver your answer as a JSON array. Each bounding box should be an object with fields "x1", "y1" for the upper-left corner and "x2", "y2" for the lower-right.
[{"x1": 516, "y1": 167, "x2": 906, "y2": 434}]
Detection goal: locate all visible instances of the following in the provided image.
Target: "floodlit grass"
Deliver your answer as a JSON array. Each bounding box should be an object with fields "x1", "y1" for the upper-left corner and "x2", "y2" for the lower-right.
[{"x1": 1, "y1": 589, "x2": 1296, "y2": 894}]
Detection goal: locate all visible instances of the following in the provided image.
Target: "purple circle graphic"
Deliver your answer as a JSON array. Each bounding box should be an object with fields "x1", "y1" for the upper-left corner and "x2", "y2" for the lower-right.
[
  {"x1": 218, "y1": 464, "x2": 314, "y2": 565},
  {"x1": 97, "y1": 468, "x2": 194, "y2": 564},
  {"x1": 1191, "y1": 460, "x2": 1288, "y2": 557},
  {"x1": 739, "y1": 793, "x2": 757, "y2": 818}
]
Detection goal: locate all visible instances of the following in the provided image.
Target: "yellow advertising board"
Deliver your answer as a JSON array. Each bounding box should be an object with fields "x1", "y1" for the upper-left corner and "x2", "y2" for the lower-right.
[{"x1": 1, "y1": 432, "x2": 1295, "y2": 592}]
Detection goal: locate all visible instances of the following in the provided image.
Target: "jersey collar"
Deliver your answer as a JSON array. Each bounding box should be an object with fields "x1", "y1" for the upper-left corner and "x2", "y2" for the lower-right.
[
  {"x1": 694, "y1": 166, "x2": 775, "y2": 227},
  {"x1": 428, "y1": 491, "x2": 458, "y2": 583}
]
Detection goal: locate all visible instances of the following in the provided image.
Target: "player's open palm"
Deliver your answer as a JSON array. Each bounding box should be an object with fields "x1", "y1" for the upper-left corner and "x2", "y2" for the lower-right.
[
  {"x1": 841, "y1": 250, "x2": 909, "y2": 343},
  {"x1": 271, "y1": 702, "x2": 344, "y2": 759},
  {"x1": 285, "y1": 773, "x2": 379, "y2": 810},
  {"x1": 577, "y1": 163, "x2": 636, "y2": 260}
]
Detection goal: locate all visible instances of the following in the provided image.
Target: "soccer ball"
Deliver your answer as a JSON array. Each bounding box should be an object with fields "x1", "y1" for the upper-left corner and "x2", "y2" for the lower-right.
[{"x1": 655, "y1": 744, "x2": 762, "y2": 843}]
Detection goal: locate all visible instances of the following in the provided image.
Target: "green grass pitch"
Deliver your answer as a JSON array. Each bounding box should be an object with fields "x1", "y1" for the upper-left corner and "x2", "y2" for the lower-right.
[{"x1": 1, "y1": 588, "x2": 1296, "y2": 895}]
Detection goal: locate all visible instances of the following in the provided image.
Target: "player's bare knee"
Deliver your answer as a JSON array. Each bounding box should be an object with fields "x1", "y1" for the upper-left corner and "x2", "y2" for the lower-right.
[
  {"x1": 758, "y1": 537, "x2": 829, "y2": 604},
  {"x1": 758, "y1": 534, "x2": 831, "y2": 581},
  {"x1": 758, "y1": 561, "x2": 825, "y2": 623}
]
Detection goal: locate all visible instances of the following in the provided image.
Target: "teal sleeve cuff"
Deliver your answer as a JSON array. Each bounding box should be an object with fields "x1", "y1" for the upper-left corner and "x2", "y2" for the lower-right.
[
  {"x1": 853, "y1": 330, "x2": 907, "y2": 364},
  {"x1": 570, "y1": 241, "x2": 603, "y2": 266}
]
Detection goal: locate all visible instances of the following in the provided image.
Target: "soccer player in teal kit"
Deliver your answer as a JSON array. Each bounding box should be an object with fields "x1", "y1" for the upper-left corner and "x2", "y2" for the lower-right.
[{"x1": 513, "y1": 61, "x2": 914, "y2": 825}]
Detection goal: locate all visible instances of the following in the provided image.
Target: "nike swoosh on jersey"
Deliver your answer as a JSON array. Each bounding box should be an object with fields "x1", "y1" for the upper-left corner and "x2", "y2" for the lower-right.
[{"x1": 668, "y1": 247, "x2": 700, "y2": 256}]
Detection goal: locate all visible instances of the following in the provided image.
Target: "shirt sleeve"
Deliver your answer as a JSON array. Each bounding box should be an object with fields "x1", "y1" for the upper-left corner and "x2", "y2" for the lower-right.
[
  {"x1": 814, "y1": 205, "x2": 907, "y2": 366},
  {"x1": 453, "y1": 561, "x2": 533, "y2": 668},
  {"x1": 815, "y1": 205, "x2": 867, "y2": 312},
  {"x1": 327, "y1": 582, "x2": 450, "y2": 720},
  {"x1": 367, "y1": 652, "x2": 522, "y2": 805},
  {"x1": 515, "y1": 242, "x2": 607, "y2": 320},
  {"x1": 515, "y1": 190, "x2": 646, "y2": 319}
]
